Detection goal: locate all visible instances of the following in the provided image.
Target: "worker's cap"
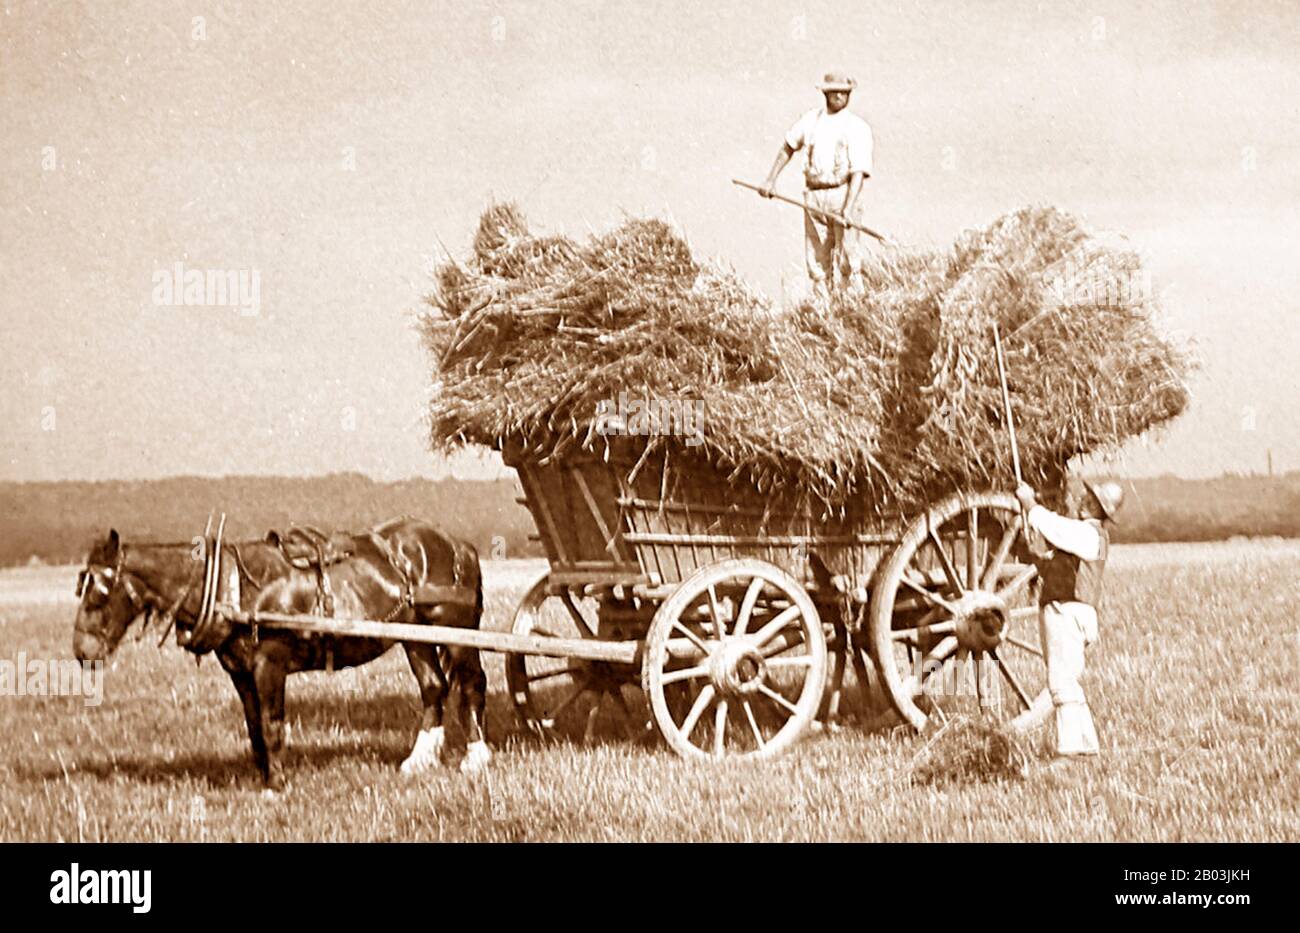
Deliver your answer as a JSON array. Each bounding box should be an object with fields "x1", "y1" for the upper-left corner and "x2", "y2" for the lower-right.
[
  {"x1": 816, "y1": 71, "x2": 857, "y2": 93},
  {"x1": 1083, "y1": 480, "x2": 1124, "y2": 522}
]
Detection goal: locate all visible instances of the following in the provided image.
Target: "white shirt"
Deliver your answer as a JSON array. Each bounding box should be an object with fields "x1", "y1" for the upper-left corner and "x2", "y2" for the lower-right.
[
  {"x1": 1027, "y1": 505, "x2": 1103, "y2": 562},
  {"x1": 784, "y1": 107, "x2": 874, "y2": 188}
]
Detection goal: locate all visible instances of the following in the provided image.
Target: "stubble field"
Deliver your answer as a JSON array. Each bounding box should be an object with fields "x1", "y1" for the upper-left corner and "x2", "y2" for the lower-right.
[{"x1": 1, "y1": 541, "x2": 1296, "y2": 842}]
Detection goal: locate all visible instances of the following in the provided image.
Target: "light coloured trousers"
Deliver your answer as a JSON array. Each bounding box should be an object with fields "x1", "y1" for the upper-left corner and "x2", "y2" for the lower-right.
[
  {"x1": 803, "y1": 187, "x2": 864, "y2": 292},
  {"x1": 1010, "y1": 601, "x2": 1100, "y2": 756}
]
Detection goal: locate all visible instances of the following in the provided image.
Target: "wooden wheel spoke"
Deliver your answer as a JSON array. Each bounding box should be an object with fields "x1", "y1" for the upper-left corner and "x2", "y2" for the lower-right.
[
  {"x1": 748, "y1": 604, "x2": 801, "y2": 650},
  {"x1": 766, "y1": 655, "x2": 814, "y2": 671},
  {"x1": 927, "y1": 526, "x2": 965, "y2": 595},
  {"x1": 1003, "y1": 634, "x2": 1042, "y2": 658},
  {"x1": 546, "y1": 676, "x2": 593, "y2": 721},
  {"x1": 966, "y1": 508, "x2": 980, "y2": 589},
  {"x1": 671, "y1": 620, "x2": 712, "y2": 654},
  {"x1": 706, "y1": 584, "x2": 727, "y2": 638},
  {"x1": 756, "y1": 683, "x2": 800, "y2": 717},
  {"x1": 981, "y1": 525, "x2": 1019, "y2": 591},
  {"x1": 990, "y1": 647, "x2": 1031, "y2": 709},
  {"x1": 899, "y1": 633, "x2": 958, "y2": 701},
  {"x1": 679, "y1": 684, "x2": 716, "y2": 739},
  {"x1": 890, "y1": 617, "x2": 958, "y2": 643},
  {"x1": 760, "y1": 635, "x2": 806, "y2": 659},
  {"x1": 712, "y1": 700, "x2": 729, "y2": 758},
  {"x1": 733, "y1": 577, "x2": 766, "y2": 637},
  {"x1": 661, "y1": 663, "x2": 710, "y2": 685},
  {"x1": 742, "y1": 700, "x2": 765, "y2": 750},
  {"x1": 910, "y1": 606, "x2": 946, "y2": 628},
  {"x1": 996, "y1": 564, "x2": 1038, "y2": 600},
  {"x1": 900, "y1": 574, "x2": 958, "y2": 614},
  {"x1": 528, "y1": 665, "x2": 583, "y2": 685},
  {"x1": 922, "y1": 634, "x2": 959, "y2": 669},
  {"x1": 559, "y1": 590, "x2": 596, "y2": 639}
]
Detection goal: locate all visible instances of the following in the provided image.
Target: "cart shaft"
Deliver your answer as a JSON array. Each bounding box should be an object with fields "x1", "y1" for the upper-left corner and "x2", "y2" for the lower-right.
[{"x1": 219, "y1": 606, "x2": 640, "y2": 664}]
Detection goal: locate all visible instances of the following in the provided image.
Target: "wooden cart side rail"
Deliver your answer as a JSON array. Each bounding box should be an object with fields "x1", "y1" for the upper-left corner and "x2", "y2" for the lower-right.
[
  {"x1": 545, "y1": 569, "x2": 659, "y2": 589},
  {"x1": 621, "y1": 531, "x2": 901, "y2": 547},
  {"x1": 619, "y1": 495, "x2": 871, "y2": 525}
]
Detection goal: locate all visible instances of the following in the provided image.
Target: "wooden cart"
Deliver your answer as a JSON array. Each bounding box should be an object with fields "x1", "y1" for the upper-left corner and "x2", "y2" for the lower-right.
[
  {"x1": 498, "y1": 440, "x2": 1049, "y2": 761},
  {"x1": 225, "y1": 437, "x2": 1049, "y2": 761}
]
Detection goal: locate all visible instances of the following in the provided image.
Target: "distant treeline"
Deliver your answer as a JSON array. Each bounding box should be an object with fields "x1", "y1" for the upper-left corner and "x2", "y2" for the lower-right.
[
  {"x1": 1, "y1": 471, "x2": 1297, "y2": 567},
  {"x1": 1100, "y1": 472, "x2": 1300, "y2": 544},
  {"x1": 0, "y1": 474, "x2": 540, "y2": 568}
]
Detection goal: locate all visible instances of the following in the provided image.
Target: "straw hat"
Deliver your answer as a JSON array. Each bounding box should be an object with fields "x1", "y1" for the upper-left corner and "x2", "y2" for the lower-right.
[
  {"x1": 1083, "y1": 480, "x2": 1125, "y2": 522},
  {"x1": 816, "y1": 71, "x2": 857, "y2": 93}
]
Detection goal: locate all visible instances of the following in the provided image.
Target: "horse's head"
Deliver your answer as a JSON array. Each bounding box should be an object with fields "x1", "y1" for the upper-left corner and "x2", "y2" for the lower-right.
[{"x1": 73, "y1": 529, "x2": 146, "y2": 662}]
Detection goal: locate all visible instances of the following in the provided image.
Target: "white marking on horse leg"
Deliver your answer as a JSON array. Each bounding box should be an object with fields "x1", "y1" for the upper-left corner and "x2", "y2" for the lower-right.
[
  {"x1": 459, "y1": 739, "x2": 492, "y2": 774},
  {"x1": 400, "y1": 726, "x2": 446, "y2": 774}
]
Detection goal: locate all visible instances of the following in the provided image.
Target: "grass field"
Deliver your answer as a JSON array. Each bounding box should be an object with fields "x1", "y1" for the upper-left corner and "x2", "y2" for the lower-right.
[{"x1": 1, "y1": 543, "x2": 1296, "y2": 842}]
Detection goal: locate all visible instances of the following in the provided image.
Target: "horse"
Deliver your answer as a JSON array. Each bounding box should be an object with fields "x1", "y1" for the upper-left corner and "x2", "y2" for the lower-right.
[{"x1": 71, "y1": 518, "x2": 488, "y2": 791}]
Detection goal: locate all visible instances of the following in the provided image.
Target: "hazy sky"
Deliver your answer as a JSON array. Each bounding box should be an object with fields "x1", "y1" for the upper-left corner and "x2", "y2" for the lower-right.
[{"x1": 2, "y1": 0, "x2": 1297, "y2": 484}]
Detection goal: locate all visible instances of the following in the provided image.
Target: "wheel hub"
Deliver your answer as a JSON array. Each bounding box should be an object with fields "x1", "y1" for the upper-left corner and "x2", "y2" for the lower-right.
[
  {"x1": 951, "y1": 590, "x2": 1010, "y2": 652},
  {"x1": 708, "y1": 638, "x2": 768, "y2": 697}
]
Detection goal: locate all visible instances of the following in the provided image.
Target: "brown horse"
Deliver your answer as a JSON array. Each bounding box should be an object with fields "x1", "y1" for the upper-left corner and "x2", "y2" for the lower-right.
[{"x1": 72, "y1": 518, "x2": 488, "y2": 791}]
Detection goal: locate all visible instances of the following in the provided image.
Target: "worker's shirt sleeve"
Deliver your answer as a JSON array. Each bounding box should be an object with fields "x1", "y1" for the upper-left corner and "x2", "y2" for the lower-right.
[
  {"x1": 846, "y1": 117, "x2": 873, "y2": 177},
  {"x1": 784, "y1": 109, "x2": 815, "y2": 151},
  {"x1": 1026, "y1": 505, "x2": 1101, "y2": 561}
]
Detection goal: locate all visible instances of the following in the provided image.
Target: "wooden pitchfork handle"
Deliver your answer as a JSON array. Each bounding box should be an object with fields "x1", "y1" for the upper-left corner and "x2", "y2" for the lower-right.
[
  {"x1": 993, "y1": 323, "x2": 1022, "y2": 485},
  {"x1": 732, "y1": 179, "x2": 896, "y2": 245},
  {"x1": 993, "y1": 323, "x2": 1034, "y2": 541}
]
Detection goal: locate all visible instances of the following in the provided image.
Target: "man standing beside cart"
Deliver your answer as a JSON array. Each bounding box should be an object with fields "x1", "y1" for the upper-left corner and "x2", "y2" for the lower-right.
[
  {"x1": 1010, "y1": 479, "x2": 1125, "y2": 762},
  {"x1": 758, "y1": 70, "x2": 874, "y2": 297}
]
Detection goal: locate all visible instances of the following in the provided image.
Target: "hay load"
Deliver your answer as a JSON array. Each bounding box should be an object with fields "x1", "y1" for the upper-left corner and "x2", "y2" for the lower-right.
[{"x1": 419, "y1": 203, "x2": 1191, "y2": 514}]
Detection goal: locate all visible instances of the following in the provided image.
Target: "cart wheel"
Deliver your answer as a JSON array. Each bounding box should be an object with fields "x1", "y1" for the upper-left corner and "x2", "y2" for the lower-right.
[
  {"x1": 869, "y1": 491, "x2": 1045, "y2": 731},
  {"x1": 642, "y1": 559, "x2": 828, "y2": 761},
  {"x1": 504, "y1": 574, "x2": 647, "y2": 744}
]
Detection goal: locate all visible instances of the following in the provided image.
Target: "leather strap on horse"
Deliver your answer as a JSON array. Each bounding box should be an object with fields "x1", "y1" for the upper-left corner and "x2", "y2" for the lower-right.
[
  {"x1": 315, "y1": 539, "x2": 336, "y2": 617},
  {"x1": 188, "y1": 512, "x2": 226, "y2": 654}
]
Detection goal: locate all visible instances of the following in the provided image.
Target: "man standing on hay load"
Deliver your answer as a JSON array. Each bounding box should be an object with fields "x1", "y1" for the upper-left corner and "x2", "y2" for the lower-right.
[
  {"x1": 1011, "y1": 479, "x2": 1125, "y2": 763},
  {"x1": 758, "y1": 70, "x2": 874, "y2": 297}
]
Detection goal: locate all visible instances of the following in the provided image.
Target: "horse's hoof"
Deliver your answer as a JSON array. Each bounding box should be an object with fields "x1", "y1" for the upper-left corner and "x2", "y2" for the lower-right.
[
  {"x1": 459, "y1": 741, "x2": 492, "y2": 774},
  {"x1": 400, "y1": 756, "x2": 435, "y2": 775},
  {"x1": 401, "y1": 726, "x2": 446, "y2": 774}
]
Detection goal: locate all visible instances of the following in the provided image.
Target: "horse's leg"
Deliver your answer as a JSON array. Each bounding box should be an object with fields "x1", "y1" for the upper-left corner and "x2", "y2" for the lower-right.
[
  {"x1": 252, "y1": 642, "x2": 292, "y2": 792},
  {"x1": 451, "y1": 643, "x2": 491, "y2": 773},
  {"x1": 400, "y1": 643, "x2": 448, "y2": 774},
  {"x1": 227, "y1": 669, "x2": 267, "y2": 782}
]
